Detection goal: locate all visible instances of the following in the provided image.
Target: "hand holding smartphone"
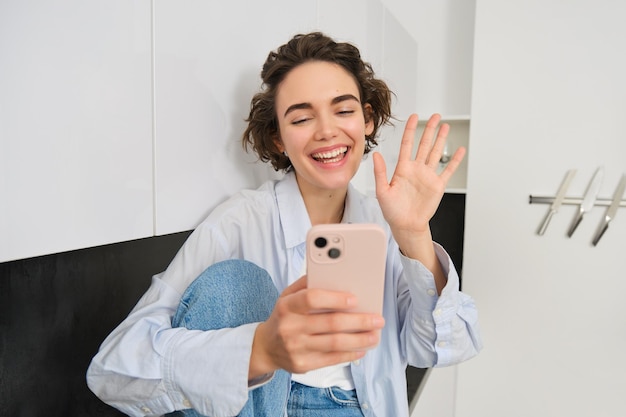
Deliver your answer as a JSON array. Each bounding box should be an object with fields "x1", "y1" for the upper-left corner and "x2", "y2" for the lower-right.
[{"x1": 306, "y1": 223, "x2": 387, "y2": 315}]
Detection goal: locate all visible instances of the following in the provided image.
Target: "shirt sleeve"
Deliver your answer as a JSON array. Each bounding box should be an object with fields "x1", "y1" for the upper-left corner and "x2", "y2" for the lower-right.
[
  {"x1": 86, "y1": 275, "x2": 260, "y2": 417},
  {"x1": 399, "y1": 242, "x2": 483, "y2": 368},
  {"x1": 86, "y1": 214, "x2": 272, "y2": 417}
]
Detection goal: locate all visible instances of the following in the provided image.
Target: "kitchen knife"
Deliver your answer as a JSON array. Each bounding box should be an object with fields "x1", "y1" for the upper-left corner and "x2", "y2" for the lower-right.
[
  {"x1": 537, "y1": 169, "x2": 577, "y2": 235},
  {"x1": 567, "y1": 166, "x2": 604, "y2": 237},
  {"x1": 592, "y1": 174, "x2": 626, "y2": 246}
]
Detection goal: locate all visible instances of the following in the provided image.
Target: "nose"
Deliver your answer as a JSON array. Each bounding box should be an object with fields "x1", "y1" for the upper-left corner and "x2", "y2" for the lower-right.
[{"x1": 314, "y1": 113, "x2": 338, "y2": 141}]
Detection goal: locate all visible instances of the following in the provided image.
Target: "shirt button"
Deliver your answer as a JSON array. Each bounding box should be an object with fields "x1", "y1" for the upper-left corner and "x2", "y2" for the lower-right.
[
  {"x1": 362, "y1": 403, "x2": 369, "y2": 410},
  {"x1": 427, "y1": 289, "x2": 436, "y2": 296},
  {"x1": 140, "y1": 406, "x2": 152, "y2": 414},
  {"x1": 438, "y1": 341, "x2": 447, "y2": 348},
  {"x1": 434, "y1": 308, "x2": 442, "y2": 316},
  {"x1": 182, "y1": 398, "x2": 192, "y2": 408},
  {"x1": 353, "y1": 359, "x2": 361, "y2": 366}
]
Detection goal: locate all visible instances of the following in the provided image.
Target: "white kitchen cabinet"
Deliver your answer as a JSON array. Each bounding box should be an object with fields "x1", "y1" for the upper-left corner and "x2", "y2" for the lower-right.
[
  {"x1": 0, "y1": 0, "x2": 153, "y2": 263},
  {"x1": 0, "y1": 0, "x2": 471, "y2": 267}
]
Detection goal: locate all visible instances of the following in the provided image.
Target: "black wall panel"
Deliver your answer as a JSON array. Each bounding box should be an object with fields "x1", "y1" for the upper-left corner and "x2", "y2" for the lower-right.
[{"x1": 0, "y1": 231, "x2": 191, "y2": 416}]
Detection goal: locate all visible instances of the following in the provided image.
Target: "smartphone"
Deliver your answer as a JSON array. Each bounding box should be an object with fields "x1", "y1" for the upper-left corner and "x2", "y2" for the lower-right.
[{"x1": 306, "y1": 223, "x2": 387, "y2": 314}]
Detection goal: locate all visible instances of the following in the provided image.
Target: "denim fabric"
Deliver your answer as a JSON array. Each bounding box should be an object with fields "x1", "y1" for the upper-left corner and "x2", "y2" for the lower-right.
[
  {"x1": 167, "y1": 259, "x2": 290, "y2": 417},
  {"x1": 287, "y1": 382, "x2": 364, "y2": 417}
]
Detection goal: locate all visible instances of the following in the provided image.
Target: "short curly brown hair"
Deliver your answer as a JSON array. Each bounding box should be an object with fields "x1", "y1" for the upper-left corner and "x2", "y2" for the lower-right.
[{"x1": 242, "y1": 32, "x2": 393, "y2": 172}]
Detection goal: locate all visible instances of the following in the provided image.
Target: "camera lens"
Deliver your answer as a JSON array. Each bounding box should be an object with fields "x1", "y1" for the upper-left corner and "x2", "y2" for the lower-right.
[
  {"x1": 328, "y1": 248, "x2": 341, "y2": 259},
  {"x1": 314, "y1": 237, "x2": 327, "y2": 248}
]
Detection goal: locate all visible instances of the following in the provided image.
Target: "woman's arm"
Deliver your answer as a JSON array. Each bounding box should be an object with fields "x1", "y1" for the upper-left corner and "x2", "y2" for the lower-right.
[
  {"x1": 396, "y1": 243, "x2": 482, "y2": 368},
  {"x1": 373, "y1": 113, "x2": 466, "y2": 295}
]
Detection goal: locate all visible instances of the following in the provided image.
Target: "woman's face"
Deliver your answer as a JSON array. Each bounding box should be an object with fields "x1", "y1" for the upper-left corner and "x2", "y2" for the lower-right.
[{"x1": 274, "y1": 61, "x2": 374, "y2": 197}]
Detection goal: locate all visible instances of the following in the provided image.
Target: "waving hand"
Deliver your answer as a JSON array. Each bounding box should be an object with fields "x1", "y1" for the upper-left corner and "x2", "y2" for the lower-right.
[{"x1": 372, "y1": 114, "x2": 465, "y2": 279}]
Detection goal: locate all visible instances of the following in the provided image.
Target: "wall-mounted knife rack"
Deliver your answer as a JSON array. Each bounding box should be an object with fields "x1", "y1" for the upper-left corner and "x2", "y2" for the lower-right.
[
  {"x1": 529, "y1": 196, "x2": 626, "y2": 207},
  {"x1": 529, "y1": 168, "x2": 626, "y2": 246}
]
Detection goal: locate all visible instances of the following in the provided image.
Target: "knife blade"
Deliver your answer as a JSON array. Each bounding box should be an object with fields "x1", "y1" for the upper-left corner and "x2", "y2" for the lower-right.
[
  {"x1": 567, "y1": 166, "x2": 604, "y2": 237},
  {"x1": 592, "y1": 174, "x2": 626, "y2": 246},
  {"x1": 537, "y1": 169, "x2": 577, "y2": 235}
]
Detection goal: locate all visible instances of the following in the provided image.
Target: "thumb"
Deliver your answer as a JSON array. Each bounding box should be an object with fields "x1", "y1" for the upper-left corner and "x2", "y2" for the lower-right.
[{"x1": 372, "y1": 152, "x2": 389, "y2": 193}]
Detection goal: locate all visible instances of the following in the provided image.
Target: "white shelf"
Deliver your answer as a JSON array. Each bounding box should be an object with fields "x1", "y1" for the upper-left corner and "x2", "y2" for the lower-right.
[
  {"x1": 445, "y1": 188, "x2": 467, "y2": 194},
  {"x1": 442, "y1": 115, "x2": 471, "y2": 122},
  {"x1": 417, "y1": 115, "x2": 470, "y2": 123},
  {"x1": 415, "y1": 118, "x2": 470, "y2": 192}
]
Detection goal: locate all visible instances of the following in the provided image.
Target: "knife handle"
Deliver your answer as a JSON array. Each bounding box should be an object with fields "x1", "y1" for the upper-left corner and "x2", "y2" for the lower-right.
[
  {"x1": 567, "y1": 210, "x2": 584, "y2": 237},
  {"x1": 592, "y1": 220, "x2": 610, "y2": 246},
  {"x1": 537, "y1": 210, "x2": 555, "y2": 235}
]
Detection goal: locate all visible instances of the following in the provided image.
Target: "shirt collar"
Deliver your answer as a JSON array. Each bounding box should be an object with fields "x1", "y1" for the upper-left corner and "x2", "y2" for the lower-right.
[
  {"x1": 343, "y1": 183, "x2": 367, "y2": 224},
  {"x1": 275, "y1": 171, "x2": 311, "y2": 249},
  {"x1": 275, "y1": 171, "x2": 367, "y2": 249}
]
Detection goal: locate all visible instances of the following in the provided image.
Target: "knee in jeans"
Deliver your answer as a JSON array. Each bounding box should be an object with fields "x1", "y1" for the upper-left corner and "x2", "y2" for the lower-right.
[{"x1": 173, "y1": 259, "x2": 279, "y2": 330}]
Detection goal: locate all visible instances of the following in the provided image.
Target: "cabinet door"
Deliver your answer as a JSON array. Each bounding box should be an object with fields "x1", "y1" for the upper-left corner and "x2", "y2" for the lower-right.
[
  {"x1": 0, "y1": 1, "x2": 153, "y2": 262},
  {"x1": 458, "y1": 1, "x2": 626, "y2": 416},
  {"x1": 152, "y1": 1, "x2": 320, "y2": 235}
]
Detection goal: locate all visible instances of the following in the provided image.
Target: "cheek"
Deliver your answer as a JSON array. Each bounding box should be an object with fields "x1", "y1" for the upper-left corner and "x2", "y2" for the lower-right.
[
  {"x1": 347, "y1": 121, "x2": 367, "y2": 144},
  {"x1": 278, "y1": 126, "x2": 308, "y2": 153}
]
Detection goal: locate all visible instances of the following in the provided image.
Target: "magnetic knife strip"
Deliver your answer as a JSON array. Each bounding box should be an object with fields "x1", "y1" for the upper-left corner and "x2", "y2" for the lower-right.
[{"x1": 529, "y1": 168, "x2": 626, "y2": 246}]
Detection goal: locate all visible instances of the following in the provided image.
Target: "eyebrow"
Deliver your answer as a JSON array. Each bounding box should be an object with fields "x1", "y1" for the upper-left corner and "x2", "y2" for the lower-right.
[{"x1": 283, "y1": 94, "x2": 361, "y2": 117}]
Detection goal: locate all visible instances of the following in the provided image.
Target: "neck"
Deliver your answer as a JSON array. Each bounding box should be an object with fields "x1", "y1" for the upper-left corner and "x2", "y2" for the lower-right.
[
  {"x1": 293, "y1": 173, "x2": 349, "y2": 225},
  {"x1": 302, "y1": 189, "x2": 347, "y2": 226}
]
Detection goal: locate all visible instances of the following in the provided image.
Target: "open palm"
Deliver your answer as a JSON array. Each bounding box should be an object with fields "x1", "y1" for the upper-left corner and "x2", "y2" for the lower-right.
[{"x1": 373, "y1": 113, "x2": 466, "y2": 236}]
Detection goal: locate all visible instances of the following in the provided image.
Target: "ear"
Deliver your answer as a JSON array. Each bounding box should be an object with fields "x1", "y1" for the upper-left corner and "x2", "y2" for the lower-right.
[
  {"x1": 273, "y1": 135, "x2": 284, "y2": 153},
  {"x1": 363, "y1": 103, "x2": 375, "y2": 136}
]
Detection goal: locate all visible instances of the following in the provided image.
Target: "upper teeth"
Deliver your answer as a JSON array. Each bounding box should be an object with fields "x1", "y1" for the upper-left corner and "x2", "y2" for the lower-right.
[{"x1": 312, "y1": 147, "x2": 348, "y2": 159}]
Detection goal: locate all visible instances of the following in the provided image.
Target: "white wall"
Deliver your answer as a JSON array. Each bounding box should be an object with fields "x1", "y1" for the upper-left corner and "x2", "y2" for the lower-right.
[{"x1": 458, "y1": 1, "x2": 626, "y2": 416}]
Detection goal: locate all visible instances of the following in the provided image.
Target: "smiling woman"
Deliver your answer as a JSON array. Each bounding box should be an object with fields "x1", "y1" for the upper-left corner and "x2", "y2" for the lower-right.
[{"x1": 87, "y1": 32, "x2": 481, "y2": 417}]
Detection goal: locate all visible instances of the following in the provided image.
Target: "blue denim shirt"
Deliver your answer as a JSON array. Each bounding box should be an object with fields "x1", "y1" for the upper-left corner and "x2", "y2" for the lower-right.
[{"x1": 87, "y1": 171, "x2": 482, "y2": 417}]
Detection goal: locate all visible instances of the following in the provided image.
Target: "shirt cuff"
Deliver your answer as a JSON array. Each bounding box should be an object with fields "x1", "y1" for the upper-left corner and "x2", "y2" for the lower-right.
[
  {"x1": 248, "y1": 372, "x2": 275, "y2": 389},
  {"x1": 163, "y1": 322, "x2": 260, "y2": 416}
]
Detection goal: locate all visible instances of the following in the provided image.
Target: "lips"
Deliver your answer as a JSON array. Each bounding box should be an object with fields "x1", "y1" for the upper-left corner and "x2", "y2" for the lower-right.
[{"x1": 311, "y1": 146, "x2": 348, "y2": 163}]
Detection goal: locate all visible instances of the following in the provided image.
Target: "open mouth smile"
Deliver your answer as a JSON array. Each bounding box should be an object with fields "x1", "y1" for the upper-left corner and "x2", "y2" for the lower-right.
[{"x1": 311, "y1": 146, "x2": 349, "y2": 163}]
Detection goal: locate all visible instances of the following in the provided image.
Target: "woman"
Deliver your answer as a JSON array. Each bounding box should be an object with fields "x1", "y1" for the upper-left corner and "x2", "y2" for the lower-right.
[{"x1": 87, "y1": 32, "x2": 482, "y2": 417}]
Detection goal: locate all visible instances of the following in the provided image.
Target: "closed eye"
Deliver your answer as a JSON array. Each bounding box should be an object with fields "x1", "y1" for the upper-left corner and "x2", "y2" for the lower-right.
[{"x1": 292, "y1": 117, "x2": 310, "y2": 125}]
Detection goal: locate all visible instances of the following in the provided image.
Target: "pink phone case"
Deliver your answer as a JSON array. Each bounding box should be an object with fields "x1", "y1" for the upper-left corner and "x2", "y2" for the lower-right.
[{"x1": 306, "y1": 223, "x2": 387, "y2": 314}]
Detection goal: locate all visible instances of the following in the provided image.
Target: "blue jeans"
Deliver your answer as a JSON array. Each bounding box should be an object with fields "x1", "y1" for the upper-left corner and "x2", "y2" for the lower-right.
[
  {"x1": 168, "y1": 260, "x2": 364, "y2": 417},
  {"x1": 287, "y1": 382, "x2": 363, "y2": 417}
]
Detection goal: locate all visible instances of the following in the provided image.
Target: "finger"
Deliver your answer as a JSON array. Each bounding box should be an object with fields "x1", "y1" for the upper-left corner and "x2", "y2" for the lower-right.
[
  {"x1": 305, "y1": 328, "x2": 382, "y2": 353},
  {"x1": 305, "y1": 311, "x2": 385, "y2": 335},
  {"x1": 415, "y1": 113, "x2": 441, "y2": 164},
  {"x1": 426, "y1": 122, "x2": 450, "y2": 168},
  {"x1": 289, "y1": 350, "x2": 367, "y2": 374},
  {"x1": 284, "y1": 287, "x2": 357, "y2": 314},
  {"x1": 397, "y1": 114, "x2": 419, "y2": 162},
  {"x1": 440, "y1": 146, "x2": 467, "y2": 183}
]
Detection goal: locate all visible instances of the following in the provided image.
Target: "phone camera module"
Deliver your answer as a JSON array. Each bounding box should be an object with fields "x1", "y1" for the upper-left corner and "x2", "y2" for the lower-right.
[
  {"x1": 314, "y1": 237, "x2": 327, "y2": 248},
  {"x1": 328, "y1": 248, "x2": 341, "y2": 259}
]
